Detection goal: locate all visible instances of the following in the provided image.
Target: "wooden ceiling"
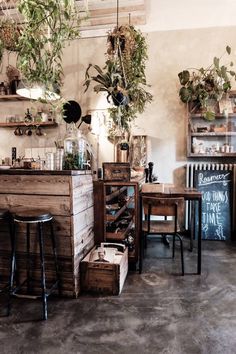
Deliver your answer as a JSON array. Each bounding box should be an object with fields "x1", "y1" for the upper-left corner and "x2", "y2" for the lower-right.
[{"x1": 0, "y1": 1, "x2": 146, "y2": 33}]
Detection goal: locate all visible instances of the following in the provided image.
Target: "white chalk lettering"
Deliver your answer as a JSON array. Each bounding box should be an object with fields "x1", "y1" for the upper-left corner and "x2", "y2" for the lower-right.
[{"x1": 198, "y1": 172, "x2": 230, "y2": 186}]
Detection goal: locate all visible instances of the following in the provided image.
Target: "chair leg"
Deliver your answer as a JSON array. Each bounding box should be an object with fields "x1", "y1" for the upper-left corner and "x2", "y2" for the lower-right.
[
  {"x1": 38, "y1": 222, "x2": 47, "y2": 320},
  {"x1": 49, "y1": 220, "x2": 61, "y2": 295},
  {"x1": 176, "y1": 234, "x2": 184, "y2": 276},
  {"x1": 139, "y1": 231, "x2": 143, "y2": 274},
  {"x1": 172, "y1": 235, "x2": 175, "y2": 258}
]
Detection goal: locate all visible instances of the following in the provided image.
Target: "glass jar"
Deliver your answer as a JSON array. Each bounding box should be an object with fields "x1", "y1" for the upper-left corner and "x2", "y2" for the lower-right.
[{"x1": 63, "y1": 123, "x2": 87, "y2": 170}]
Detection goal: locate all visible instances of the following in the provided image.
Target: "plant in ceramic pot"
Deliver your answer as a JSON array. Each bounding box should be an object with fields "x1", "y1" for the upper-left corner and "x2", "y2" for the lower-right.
[
  {"x1": 178, "y1": 46, "x2": 236, "y2": 120},
  {"x1": 84, "y1": 25, "x2": 152, "y2": 133}
]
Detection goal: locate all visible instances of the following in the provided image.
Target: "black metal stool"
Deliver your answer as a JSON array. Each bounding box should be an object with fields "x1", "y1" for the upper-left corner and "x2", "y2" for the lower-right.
[
  {"x1": 0, "y1": 209, "x2": 13, "y2": 294},
  {"x1": 9, "y1": 209, "x2": 60, "y2": 320}
]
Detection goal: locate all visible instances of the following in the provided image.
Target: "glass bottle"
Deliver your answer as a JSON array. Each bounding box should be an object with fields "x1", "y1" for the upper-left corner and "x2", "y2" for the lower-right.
[
  {"x1": 63, "y1": 123, "x2": 79, "y2": 170},
  {"x1": 0, "y1": 81, "x2": 6, "y2": 95}
]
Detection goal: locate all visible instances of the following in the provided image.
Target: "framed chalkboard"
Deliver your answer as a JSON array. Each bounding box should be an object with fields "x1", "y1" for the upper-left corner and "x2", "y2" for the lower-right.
[{"x1": 194, "y1": 169, "x2": 233, "y2": 240}]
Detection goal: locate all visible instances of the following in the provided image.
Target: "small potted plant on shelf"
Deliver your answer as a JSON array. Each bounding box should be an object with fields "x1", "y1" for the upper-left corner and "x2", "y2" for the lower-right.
[
  {"x1": 84, "y1": 25, "x2": 153, "y2": 134},
  {"x1": 178, "y1": 46, "x2": 236, "y2": 120}
]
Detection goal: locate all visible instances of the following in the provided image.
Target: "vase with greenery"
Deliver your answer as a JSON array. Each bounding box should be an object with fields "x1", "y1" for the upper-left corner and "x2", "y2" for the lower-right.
[
  {"x1": 84, "y1": 25, "x2": 153, "y2": 134},
  {"x1": 178, "y1": 46, "x2": 236, "y2": 120}
]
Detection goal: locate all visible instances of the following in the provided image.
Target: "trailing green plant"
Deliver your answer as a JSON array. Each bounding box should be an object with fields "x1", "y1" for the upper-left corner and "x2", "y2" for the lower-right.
[
  {"x1": 16, "y1": 0, "x2": 83, "y2": 95},
  {"x1": 178, "y1": 46, "x2": 236, "y2": 119},
  {"x1": 84, "y1": 25, "x2": 152, "y2": 132}
]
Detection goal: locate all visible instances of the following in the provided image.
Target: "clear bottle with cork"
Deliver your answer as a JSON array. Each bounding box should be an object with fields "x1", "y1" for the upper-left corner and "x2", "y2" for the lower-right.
[
  {"x1": 24, "y1": 108, "x2": 33, "y2": 123},
  {"x1": 0, "y1": 82, "x2": 6, "y2": 95}
]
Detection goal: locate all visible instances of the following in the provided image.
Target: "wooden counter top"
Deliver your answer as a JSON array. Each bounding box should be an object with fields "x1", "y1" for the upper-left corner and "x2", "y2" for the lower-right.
[{"x1": 0, "y1": 168, "x2": 92, "y2": 176}]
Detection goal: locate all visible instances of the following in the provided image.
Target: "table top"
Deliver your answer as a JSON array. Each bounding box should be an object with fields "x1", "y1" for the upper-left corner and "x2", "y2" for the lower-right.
[{"x1": 141, "y1": 183, "x2": 202, "y2": 200}]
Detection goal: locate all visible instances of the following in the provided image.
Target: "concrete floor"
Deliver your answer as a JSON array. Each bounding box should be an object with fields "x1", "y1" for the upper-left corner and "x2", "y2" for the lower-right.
[{"x1": 1, "y1": 239, "x2": 236, "y2": 354}]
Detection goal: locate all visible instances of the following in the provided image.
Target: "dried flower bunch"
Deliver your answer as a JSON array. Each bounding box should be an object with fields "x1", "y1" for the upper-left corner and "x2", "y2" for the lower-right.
[
  {"x1": 0, "y1": 18, "x2": 21, "y2": 52},
  {"x1": 6, "y1": 64, "x2": 20, "y2": 81}
]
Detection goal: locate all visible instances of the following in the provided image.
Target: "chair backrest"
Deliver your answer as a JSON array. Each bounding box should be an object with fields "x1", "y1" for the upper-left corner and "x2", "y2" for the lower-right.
[{"x1": 142, "y1": 196, "x2": 185, "y2": 231}]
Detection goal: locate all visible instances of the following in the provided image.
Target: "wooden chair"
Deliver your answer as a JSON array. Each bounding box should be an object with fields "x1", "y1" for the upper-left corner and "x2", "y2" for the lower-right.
[{"x1": 139, "y1": 196, "x2": 185, "y2": 275}]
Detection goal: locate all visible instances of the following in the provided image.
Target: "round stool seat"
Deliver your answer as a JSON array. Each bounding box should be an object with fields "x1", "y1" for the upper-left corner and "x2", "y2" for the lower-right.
[
  {"x1": 13, "y1": 209, "x2": 53, "y2": 223},
  {"x1": 0, "y1": 209, "x2": 10, "y2": 220}
]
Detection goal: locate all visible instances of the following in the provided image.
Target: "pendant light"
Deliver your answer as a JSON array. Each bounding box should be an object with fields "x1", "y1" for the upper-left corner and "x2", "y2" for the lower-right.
[{"x1": 16, "y1": 81, "x2": 60, "y2": 101}]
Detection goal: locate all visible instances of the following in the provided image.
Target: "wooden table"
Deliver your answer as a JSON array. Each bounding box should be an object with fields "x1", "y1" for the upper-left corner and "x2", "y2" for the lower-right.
[{"x1": 141, "y1": 183, "x2": 202, "y2": 275}]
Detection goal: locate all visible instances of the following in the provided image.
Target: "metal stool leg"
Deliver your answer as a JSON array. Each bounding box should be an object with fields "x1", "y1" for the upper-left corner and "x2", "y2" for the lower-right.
[
  {"x1": 49, "y1": 220, "x2": 61, "y2": 295},
  {"x1": 26, "y1": 223, "x2": 31, "y2": 293},
  {"x1": 38, "y1": 222, "x2": 47, "y2": 320},
  {"x1": 7, "y1": 221, "x2": 17, "y2": 316}
]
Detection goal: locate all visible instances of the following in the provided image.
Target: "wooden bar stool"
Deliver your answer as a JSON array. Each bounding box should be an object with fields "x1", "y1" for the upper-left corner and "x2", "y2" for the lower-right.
[{"x1": 9, "y1": 209, "x2": 60, "y2": 320}]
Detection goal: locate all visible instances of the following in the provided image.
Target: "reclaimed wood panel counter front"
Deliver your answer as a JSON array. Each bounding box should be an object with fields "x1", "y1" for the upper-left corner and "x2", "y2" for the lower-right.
[{"x1": 0, "y1": 169, "x2": 94, "y2": 297}]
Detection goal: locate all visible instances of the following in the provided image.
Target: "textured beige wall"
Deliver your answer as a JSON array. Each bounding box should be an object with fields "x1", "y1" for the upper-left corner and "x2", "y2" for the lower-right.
[
  {"x1": 76, "y1": 26, "x2": 236, "y2": 183},
  {"x1": 1, "y1": 0, "x2": 236, "y2": 184}
]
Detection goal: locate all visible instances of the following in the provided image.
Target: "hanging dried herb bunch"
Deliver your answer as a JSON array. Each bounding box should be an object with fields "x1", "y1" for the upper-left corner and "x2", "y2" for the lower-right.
[{"x1": 0, "y1": 18, "x2": 21, "y2": 52}]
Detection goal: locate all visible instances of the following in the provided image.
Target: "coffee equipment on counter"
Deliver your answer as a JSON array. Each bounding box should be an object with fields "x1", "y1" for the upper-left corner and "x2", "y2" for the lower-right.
[
  {"x1": 144, "y1": 162, "x2": 158, "y2": 183},
  {"x1": 148, "y1": 162, "x2": 154, "y2": 182}
]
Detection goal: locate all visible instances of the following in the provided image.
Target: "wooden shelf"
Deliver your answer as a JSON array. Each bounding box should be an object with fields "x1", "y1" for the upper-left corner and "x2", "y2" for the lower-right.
[
  {"x1": 188, "y1": 153, "x2": 236, "y2": 157},
  {"x1": 105, "y1": 186, "x2": 127, "y2": 202},
  {"x1": 106, "y1": 220, "x2": 134, "y2": 241},
  {"x1": 0, "y1": 121, "x2": 58, "y2": 128},
  {"x1": 190, "y1": 113, "x2": 236, "y2": 119},
  {"x1": 191, "y1": 132, "x2": 236, "y2": 137},
  {"x1": 106, "y1": 204, "x2": 127, "y2": 222},
  {"x1": 0, "y1": 95, "x2": 30, "y2": 101}
]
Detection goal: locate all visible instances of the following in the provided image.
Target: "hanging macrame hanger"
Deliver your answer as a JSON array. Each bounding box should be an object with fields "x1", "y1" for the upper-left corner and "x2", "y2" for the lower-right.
[{"x1": 116, "y1": 0, "x2": 119, "y2": 28}]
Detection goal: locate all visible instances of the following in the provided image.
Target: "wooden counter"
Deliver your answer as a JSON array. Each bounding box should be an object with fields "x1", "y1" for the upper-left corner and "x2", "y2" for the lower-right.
[{"x1": 0, "y1": 169, "x2": 94, "y2": 297}]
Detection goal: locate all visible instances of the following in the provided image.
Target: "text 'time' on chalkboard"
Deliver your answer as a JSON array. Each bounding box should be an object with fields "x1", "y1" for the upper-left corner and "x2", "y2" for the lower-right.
[{"x1": 194, "y1": 170, "x2": 232, "y2": 240}]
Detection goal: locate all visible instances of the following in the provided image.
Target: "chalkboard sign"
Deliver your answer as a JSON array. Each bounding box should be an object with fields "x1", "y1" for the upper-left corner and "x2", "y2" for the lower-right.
[{"x1": 194, "y1": 169, "x2": 232, "y2": 240}]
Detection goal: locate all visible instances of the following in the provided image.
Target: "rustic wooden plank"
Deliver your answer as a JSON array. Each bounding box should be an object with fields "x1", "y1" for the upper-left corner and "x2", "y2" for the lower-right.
[
  {"x1": 0, "y1": 232, "x2": 73, "y2": 257},
  {"x1": 72, "y1": 206, "x2": 94, "y2": 235},
  {"x1": 0, "y1": 194, "x2": 71, "y2": 216},
  {"x1": 0, "y1": 173, "x2": 94, "y2": 297},
  {"x1": 71, "y1": 174, "x2": 93, "y2": 189},
  {"x1": 0, "y1": 175, "x2": 71, "y2": 195},
  {"x1": 72, "y1": 188, "x2": 94, "y2": 215}
]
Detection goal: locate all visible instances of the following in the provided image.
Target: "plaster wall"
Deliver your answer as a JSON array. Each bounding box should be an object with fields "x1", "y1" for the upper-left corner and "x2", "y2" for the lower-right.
[{"x1": 1, "y1": 0, "x2": 236, "y2": 184}]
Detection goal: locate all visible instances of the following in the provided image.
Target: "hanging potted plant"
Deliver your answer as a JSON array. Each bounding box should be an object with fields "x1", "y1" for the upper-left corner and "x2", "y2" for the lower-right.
[
  {"x1": 15, "y1": 0, "x2": 83, "y2": 101},
  {"x1": 178, "y1": 46, "x2": 236, "y2": 120},
  {"x1": 84, "y1": 25, "x2": 153, "y2": 133}
]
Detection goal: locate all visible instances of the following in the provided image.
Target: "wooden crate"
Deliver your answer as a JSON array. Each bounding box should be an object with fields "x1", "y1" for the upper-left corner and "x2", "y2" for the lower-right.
[
  {"x1": 80, "y1": 244, "x2": 128, "y2": 295},
  {"x1": 103, "y1": 162, "x2": 130, "y2": 181}
]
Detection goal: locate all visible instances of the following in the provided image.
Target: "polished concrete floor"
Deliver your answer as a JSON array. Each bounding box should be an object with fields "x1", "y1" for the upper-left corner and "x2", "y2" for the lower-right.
[{"x1": 1, "y1": 239, "x2": 236, "y2": 354}]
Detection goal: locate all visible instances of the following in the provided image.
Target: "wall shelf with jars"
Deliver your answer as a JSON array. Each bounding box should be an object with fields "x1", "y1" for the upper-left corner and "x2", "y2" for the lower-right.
[
  {"x1": 187, "y1": 92, "x2": 236, "y2": 157},
  {"x1": 0, "y1": 121, "x2": 57, "y2": 128}
]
